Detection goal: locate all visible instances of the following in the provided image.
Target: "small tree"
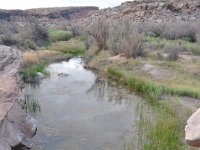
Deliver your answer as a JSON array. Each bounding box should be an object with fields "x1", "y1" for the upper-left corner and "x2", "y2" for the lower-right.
[
  {"x1": 26, "y1": 17, "x2": 48, "y2": 46},
  {"x1": 87, "y1": 17, "x2": 109, "y2": 52},
  {"x1": 69, "y1": 23, "x2": 81, "y2": 37}
]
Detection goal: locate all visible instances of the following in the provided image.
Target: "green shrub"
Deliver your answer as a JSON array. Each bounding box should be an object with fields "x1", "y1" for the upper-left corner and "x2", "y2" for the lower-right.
[{"x1": 19, "y1": 39, "x2": 37, "y2": 50}]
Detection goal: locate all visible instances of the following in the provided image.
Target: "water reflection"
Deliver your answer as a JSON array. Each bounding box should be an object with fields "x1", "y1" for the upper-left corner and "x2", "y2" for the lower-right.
[
  {"x1": 87, "y1": 76, "x2": 132, "y2": 105},
  {"x1": 22, "y1": 94, "x2": 41, "y2": 115},
  {"x1": 87, "y1": 76, "x2": 107, "y2": 101},
  {"x1": 22, "y1": 58, "x2": 138, "y2": 150},
  {"x1": 26, "y1": 82, "x2": 40, "y2": 89}
]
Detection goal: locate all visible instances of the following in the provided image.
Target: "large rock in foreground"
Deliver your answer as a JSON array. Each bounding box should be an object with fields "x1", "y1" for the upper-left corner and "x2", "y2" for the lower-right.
[
  {"x1": 0, "y1": 45, "x2": 36, "y2": 150},
  {"x1": 185, "y1": 108, "x2": 200, "y2": 147}
]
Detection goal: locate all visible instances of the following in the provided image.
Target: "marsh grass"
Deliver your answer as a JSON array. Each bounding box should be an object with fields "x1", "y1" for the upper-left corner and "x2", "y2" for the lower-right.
[
  {"x1": 48, "y1": 29, "x2": 72, "y2": 42},
  {"x1": 24, "y1": 94, "x2": 41, "y2": 114},
  {"x1": 108, "y1": 67, "x2": 200, "y2": 100},
  {"x1": 20, "y1": 63, "x2": 49, "y2": 83}
]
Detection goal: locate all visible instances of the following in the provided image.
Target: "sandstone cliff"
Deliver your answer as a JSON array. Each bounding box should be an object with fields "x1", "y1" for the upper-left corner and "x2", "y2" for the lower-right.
[{"x1": 0, "y1": 46, "x2": 36, "y2": 150}]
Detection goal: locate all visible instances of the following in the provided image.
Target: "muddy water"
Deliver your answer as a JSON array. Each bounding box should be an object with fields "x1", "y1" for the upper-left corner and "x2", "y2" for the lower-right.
[{"x1": 24, "y1": 58, "x2": 140, "y2": 150}]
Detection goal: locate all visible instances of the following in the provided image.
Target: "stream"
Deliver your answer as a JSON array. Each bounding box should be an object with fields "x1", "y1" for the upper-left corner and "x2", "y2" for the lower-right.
[{"x1": 23, "y1": 58, "x2": 141, "y2": 150}]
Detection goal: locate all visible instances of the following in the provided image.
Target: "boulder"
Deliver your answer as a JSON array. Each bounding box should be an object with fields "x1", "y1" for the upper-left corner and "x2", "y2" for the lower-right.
[
  {"x1": 36, "y1": 72, "x2": 45, "y2": 79},
  {"x1": 0, "y1": 45, "x2": 36, "y2": 150},
  {"x1": 185, "y1": 108, "x2": 200, "y2": 147},
  {"x1": 122, "y1": 8, "x2": 132, "y2": 15},
  {"x1": 147, "y1": 2, "x2": 159, "y2": 10}
]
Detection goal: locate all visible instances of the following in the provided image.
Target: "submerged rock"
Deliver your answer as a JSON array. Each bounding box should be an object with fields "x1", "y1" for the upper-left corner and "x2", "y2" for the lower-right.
[
  {"x1": 185, "y1": 108, "x2": 200, "y2": 147},
  {"x1": 0, "y1": 45, "x2": 36, "y2": 150},
  {"x1": 58, "y1": 72, "x2": 69, "y2": 77}
]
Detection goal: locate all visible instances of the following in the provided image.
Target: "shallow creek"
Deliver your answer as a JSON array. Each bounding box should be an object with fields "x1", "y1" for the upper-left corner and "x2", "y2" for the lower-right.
[{"x1": 23, "y1": 58, "x2": 141, "y2": 150}]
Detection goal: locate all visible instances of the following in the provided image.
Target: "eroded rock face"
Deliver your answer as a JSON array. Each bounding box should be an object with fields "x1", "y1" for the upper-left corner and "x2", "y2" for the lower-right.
[
  {"x1": 0, "y1": 45, "x2": 36, "y2": 150},
  {"x1": 185, "y1": 108, "x2": 200, "y2": 147}
]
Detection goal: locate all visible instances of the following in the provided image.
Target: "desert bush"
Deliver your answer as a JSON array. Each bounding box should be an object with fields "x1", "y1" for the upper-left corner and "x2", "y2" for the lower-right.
[
  {"x1": 136, "y1": 22, "x2": 165, "y2": 37},
  {"x1": 69, "y1": 24, "x2": 81, "y2": 37},
  {"x1": 0, "y1": 20, "x2": 17, "y2": 34},
  {"x1": 137, "y1": 21, "x2": 200, "y2": 42},
  {"x1": 108, "y1": 21, "x2": 144, "y2": 58},
  {"x1": 0, "y1": 20, "x2": 18, "y2": 46},
  {"x1": 1, "y1": 33, "x2": 18, "y2": 46},
  {"x1": 87, "y1": 17, "x2": 109, "y2": 52},
  {"x1": 162, "y1": 22, "x2": 196, "y2": 42},
  {"x1": 32, "y1": 23, "x2": 48, "y2": 46},
  {"x1": 19, "y1": 39, "x2": 37, "y2": 50},
  {"x1": 84, "y1": 35, "x2": 95, "y2": 50},
  {"x1": 0, "y1": 17, "x2": 49, "y2": 48},
  {"x1": 164, "y1": 44, "x2": 182, "y2": 61}
]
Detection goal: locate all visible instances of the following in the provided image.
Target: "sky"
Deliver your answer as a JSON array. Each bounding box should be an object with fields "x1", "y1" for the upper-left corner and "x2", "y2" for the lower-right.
[{"x1": 0, "y1": 0, "x2": 128, "y2": 10}]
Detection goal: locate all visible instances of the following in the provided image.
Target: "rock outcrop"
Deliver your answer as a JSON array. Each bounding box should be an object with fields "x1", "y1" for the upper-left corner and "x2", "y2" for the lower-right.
[
  {"x1": 185, "y1": 108, "x2": 200, "y2": 147},
  {"x1": 84, "y1": 0, "x2": 200, "y2": 22},
  {"x1": 0, "y1": 45, "x2": 36, "y2": 150}
]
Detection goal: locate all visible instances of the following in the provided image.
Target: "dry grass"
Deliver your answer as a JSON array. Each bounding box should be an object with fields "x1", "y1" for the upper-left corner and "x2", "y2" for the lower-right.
[{"x1": 23, "y1": 50, "x2": 59, "y2": 66}]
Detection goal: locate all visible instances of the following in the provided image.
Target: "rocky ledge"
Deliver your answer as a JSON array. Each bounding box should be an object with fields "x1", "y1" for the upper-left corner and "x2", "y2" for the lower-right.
[{"x1": 0, "y1": 45, "x2": 36, "y2": 150}]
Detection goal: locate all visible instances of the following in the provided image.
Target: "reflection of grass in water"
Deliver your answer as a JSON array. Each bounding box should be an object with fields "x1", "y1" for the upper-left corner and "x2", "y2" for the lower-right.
[
  {"x1": 87, "y1": 77, "x2": 106, "y2": 101},
  {"x1": 123, "y1": 99, "x2": 194, "y2": 150},
  {"x1": 24, "y1": 94, "x2": 41, "y2": 114},
  {"x1": 123, "y1": 102, "x2": 153, "y2": 150}
]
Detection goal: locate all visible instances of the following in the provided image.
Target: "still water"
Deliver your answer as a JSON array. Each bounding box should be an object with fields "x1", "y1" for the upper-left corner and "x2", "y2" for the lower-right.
[{"x1": 24, "y1": 58, "x2": 140, "y2": 150}]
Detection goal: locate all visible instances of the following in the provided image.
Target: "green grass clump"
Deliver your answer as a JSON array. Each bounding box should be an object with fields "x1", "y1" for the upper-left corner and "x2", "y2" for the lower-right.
[
  {"x1": 135, "y1": 102, "x2": 185, "y2": 150},
  {"x1": 24, "y1": 94, "x2": 41, "y2": 114},
  {"x1": 144, "y1": 117, "x2": 183, "y2": 150},
  {"x1": 20, "y1": 63, "x2": 48, "y2": 83},
  {"x1": 48, "y1": 29, "x2": 72, "y2": 42}
]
